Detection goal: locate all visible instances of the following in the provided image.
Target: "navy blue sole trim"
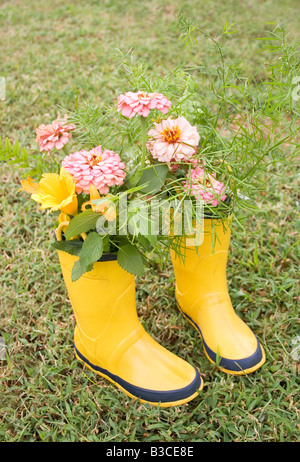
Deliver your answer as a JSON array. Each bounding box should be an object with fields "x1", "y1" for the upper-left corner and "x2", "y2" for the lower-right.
[
  {"x1": 177, "y1": 303, "x2": 263, "y2": 373},
  {"x1": 74, "y1": 345, "x2": 201, "y2": 403}
]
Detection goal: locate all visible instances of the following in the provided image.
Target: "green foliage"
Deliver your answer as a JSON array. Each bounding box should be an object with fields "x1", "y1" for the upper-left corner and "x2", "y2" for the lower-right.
[
  {"x1": 138, "y1": 164, "x2": 169, "y2": 194},
  {"x1": 117, "y1": 243, "x2": 145, "y2": 276},
  {"x1": 51, "y1": 240, "x2": 83, "y2": 256},
  {"x1": 64, "y1": 210, "x2": 100, "y2": 240},
  {"x1": 71, "y1": 260, "x2": 93, "y2": 282},
  {"x1": 0, "y1": 137, "x2": 59, "y2": 178},
  {"x1": 76, "y1": 232, "x2": 103, "y2": 268},
  {"x1": 0, "y1": 137, "x2": 35, "y2": 176},
  {"x1": 64, "y1": 20, "x2": 299, "y2": 236},
  {"x1": 71, "y1": 232, "x2": 104, "y2": 282}
]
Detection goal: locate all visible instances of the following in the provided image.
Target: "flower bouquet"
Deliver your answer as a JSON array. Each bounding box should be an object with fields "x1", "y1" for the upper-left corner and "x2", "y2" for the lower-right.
[
  {"x1": 18, "y1": 89, "x2": 231, "y2": 281},
  {"x1": 2, "y1": 20, "x2": 298, "y2": 406}
]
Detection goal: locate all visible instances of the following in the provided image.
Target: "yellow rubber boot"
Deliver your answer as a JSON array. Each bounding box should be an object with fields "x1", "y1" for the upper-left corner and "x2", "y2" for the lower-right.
[
  {"x1": 171, "y1": 218, "x2": 266, "y2": 375},
  {"x1": 57, "y1": 250, "x2": 203, "y2": 407}
]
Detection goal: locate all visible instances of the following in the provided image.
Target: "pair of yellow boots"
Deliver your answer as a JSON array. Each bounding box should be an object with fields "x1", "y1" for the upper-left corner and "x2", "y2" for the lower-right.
[{"x1": 57, "y1": 219, "x2": 266, "y2": 407}]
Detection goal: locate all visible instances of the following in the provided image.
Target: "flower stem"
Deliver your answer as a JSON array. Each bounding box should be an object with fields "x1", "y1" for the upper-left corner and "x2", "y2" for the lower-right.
[{"x1": 62, "y1": 145, "x2": 69, "y2": 157}]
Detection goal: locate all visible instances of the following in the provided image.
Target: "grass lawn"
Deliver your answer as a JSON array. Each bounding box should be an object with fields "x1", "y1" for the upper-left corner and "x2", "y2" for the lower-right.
[{"x1": 0, "y1": 0, "x2": 299, "y2": 442}]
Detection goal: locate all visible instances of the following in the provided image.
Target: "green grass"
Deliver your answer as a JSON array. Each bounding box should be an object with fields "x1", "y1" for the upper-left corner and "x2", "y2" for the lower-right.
[{"x1": 0, "y1": 0, "x2": 299, "y2": 442}]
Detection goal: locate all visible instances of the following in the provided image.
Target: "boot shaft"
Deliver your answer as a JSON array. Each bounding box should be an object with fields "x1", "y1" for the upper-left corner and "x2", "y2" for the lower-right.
[
  {"x1": 58, "y1": 251, "x2": 140, "y2": 340},
  {"x1": 171, "y1": 218, "x2": 231, "y2": 299}
]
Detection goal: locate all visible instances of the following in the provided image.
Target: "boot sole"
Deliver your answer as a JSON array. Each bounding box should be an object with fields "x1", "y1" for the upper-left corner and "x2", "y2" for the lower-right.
[
  {"x1": 176, "y1": 302, "x2": 266, "y2": 376},
  {"x1": 74, "y1": 346, "x2": 204, "y2": 407}
]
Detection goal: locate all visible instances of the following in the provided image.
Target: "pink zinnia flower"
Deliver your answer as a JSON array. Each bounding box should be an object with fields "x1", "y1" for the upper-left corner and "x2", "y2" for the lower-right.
[
  {"x1": 35, "y1": 115, "x2": 76, "y2": 153},
  {"x1": 183, "y1": 166, "x2": 227, "y2": 206},
  {"x1": 61, "y1": 145, "x2": 126, "y2": 195},
  {"x1": 147, "y1": 116, "x2": 200, "y2": 163},
  {"x1": 117, "y1": 91, "x2": 171, "y2": 119}
]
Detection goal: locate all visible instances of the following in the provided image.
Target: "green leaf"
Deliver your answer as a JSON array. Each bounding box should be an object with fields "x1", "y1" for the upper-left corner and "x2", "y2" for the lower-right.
[
  {"x1": 64, "y1": 210, "x2": 100, "y2": 239},
  {"x1": 71, "y1": 260, "x2": 94, "y2": 282},
  {"x1": 78, "y1": 232, "x2": 103, "y2": 267},
  {"x1": 70, "y1": 232, "x2": 103, "y2": 282},
  {"x1": 137, "y1": 234, "x2": 157, "y2": 250},
  {"x1": 52, "y1": 240, "x2": 83, "y2": 256},
  {"x1": 137, "y1": 234, "x2": 151, "y2": 251},
  {"x1": 102, "y1": 235, "x2": 111, "y2": 252},
  {"x1": 138, "y1": 164, "x2": 169, "y2": 194},
  {"x1": 143, "y1": 234, "x2": 157, "y2": 247},
  {"x1": 12, "y1": 140, "x2": 20, "y2": 157},
  {"x1": 4, "y1": 137, "x2": 12, "y2": 153},
  {"x1": 117, "y1": 244, "x2": 145, "y2": 276}
]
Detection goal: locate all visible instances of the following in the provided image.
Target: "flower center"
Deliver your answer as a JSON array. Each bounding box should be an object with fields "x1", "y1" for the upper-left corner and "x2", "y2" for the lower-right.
[
  {"x1": 138, "y1": 92, "x2": 149, "y2": 99},
  {"x1": 89, "y1": 154, "x2": 102, "y2": 167},
  {"x1": 162, "y1": 126, "x2": 181, "y2": 144},
  {"x1": 196, "y1": 177, "x2": 212, "y2": 188}
]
